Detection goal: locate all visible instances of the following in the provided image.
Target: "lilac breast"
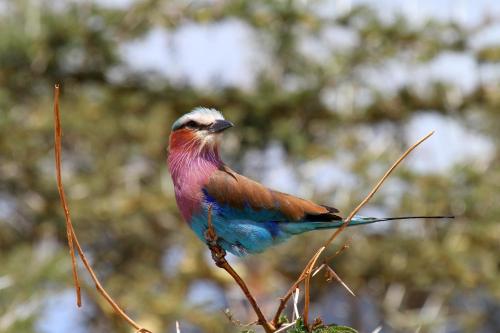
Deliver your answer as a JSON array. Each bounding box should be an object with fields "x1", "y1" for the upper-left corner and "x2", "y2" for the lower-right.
[{"x1": 168, "y1": 148, "x2": 222, "y2": 222}]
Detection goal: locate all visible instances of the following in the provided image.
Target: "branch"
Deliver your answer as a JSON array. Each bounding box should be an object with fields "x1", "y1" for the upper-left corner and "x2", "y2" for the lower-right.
[
  {"x1": 53, "y1": 84, "x2": 81, "y2": 307},
  {"x1": 272, "y1": 130, "x2": 435, "y2": 329},
  {"x1": 53, "y1": 84, "x2": 152, "y2": 333},
  {"x1": 324, "y1": 266, "x2": 356, "y2": 297},
  {"x1": 204, "y1": 205, "x2": 276, "y2": 333}
]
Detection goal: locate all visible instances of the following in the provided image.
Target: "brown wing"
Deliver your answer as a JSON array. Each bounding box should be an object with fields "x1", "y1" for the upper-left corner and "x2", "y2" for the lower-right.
[{"x1": 204, "y1": 165, "x2": 342, "y2": 222}]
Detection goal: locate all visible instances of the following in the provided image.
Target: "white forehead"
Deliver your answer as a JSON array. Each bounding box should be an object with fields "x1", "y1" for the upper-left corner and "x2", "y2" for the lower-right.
[{"x1": 172, "y1": 107, "x2": 224, "y2": 130}]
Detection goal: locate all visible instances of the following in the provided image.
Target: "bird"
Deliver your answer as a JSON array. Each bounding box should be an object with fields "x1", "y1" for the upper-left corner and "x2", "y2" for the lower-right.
[{"x1": 167, "y1": 107, "x2": 452, "y2": 256}]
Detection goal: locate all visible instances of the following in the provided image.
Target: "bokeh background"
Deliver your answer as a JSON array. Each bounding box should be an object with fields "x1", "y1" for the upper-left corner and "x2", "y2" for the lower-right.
[{"x1": 1, "y1": 0, "x2": 499, "y2": 332}]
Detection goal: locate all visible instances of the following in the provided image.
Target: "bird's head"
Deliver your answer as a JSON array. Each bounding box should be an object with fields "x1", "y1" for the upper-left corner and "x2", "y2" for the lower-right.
[{"x1": 168, "y1": 107, "x2": 233, "y2": 153}]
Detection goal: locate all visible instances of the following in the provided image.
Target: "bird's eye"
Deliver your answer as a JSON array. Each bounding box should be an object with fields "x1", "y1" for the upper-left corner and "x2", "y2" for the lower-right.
[{"x1": 185, "y1": 120, "x2": 198, "y2": 129}]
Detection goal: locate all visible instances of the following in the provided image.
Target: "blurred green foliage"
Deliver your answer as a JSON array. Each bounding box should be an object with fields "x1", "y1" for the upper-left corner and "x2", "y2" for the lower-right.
[
  {"x1": 0, "y1": 1, "x2": 499, "y2": 332},
  {"x1": 286, "y1": 319, "x2": 359, "y2": 333}
]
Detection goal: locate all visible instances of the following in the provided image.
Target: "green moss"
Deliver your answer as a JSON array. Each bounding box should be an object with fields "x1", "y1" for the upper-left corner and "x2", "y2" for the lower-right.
[{"x1": 286, "y1": 319, "x2": 358, "y2": 333}]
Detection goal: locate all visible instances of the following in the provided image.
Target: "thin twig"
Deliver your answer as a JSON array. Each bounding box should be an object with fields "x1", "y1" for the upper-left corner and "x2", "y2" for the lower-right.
[
  {"x1": 53, "y1": 84, "x2": 152, "y2": 333},
  {"x1": 272, "y1": 275, "x2": 305, "y2": 327},
  {"x1": 274, "y1": 322, "x2": 296, "y2": 333},
  {"x1": 309, "y1": 240, "x2": 351, "y2": 278},
  {"x1": 273, "y1": 131, "x2": 435, "y2": 329},
  {"x1": 223, "y1": 309, "x2": 258, "y2": 327},
  {"x1": 272, "y1": 249, "x2": 325, "y2": 327},
  {"x1": 326, "y1": 131, "x2": 435, "y2": 249},
  {"x1": 324, "y1": 266, "x2": 356, "y2": 297},
  {"x1": 302, "y1": 131, "x2": 434, "y2": 329},
  {"x1": 323, "y1": 239, "x2": 351, "y2": 263},
  {"x1": 68, "y1": 225, "x2": 151, "y2": 332},
  {"x1": 292, "y1": 288, "x2": 300, "y2": 321},
  {"x1": 273, "y1": 243, "x2": 335, "y2": 327},
  {"x1": 54, "y1": 84, "x2": 81, "y2": 307},
  {"x1": 204, "y1": 205, "x2": 275, "y2": 333},
  {"x1": 312, "y1": 264, "x2": 326, "y2": 278},
  {"x1": 302, "y1": 249, "x2": 324, "y2": 328},
  {"x1": 224, "y1": 306, "x2": 259, "y2": 328}
]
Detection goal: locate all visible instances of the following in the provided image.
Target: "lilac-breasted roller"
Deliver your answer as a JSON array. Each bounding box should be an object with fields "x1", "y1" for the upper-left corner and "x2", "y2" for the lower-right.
[{"x1": 168, "y1": 107, "x2": 451, "y2": 256}]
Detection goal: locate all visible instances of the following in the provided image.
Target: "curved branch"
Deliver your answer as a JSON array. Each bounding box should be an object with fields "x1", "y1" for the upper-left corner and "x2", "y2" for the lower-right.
[
  {"x1": 273, "y1": 131, "x2": 435, "y2": 329},
  {"x1": 204, "y1": 205, "x2": 275, "y2": 333},
  {"x1": 53, "y1": 84, "x2": 152, "y2": 333}
]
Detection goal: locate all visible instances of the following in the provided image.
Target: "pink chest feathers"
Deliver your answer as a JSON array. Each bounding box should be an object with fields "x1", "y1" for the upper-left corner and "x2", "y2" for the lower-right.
[{"x1": 168, "y1": 148, "x2": 222, "y2": 221}]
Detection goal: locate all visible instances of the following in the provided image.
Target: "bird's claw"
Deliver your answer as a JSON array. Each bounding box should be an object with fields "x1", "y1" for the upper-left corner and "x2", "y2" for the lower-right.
[
  {"x1": 211, "y1": 247, "x2": 227, "y2": 267},
  {"x1": 203, "y1": 205, "x2": 227, "y2": 266},
  {"x1": 204, "y1": 229, "x2": 218, "y2": 245},
  {"x1": 205, "y1": 239, "x2": 226, "y2": 266}
]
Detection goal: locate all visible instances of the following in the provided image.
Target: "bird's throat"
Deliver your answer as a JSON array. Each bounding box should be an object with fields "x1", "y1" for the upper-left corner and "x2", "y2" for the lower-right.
[{"x1": 167, "y1": 145, "x2": 222, "y2": 221}]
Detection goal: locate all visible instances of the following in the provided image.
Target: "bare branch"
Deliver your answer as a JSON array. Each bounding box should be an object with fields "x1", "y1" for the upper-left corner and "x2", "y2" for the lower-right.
[
  {"x1": 204, "y1": 205, "x2": 275, "y2": 333},
  {"x1": 302, "y1": 248, "x2": 324, "y2": 328},
  {"x1": 53, "y1": 84, "x2": 152, "y2": 333},
  {"x1": 53, "y1": 84, "x2": 81, "y2": 307},
  {"x1": 224, "y1": 309, "x2": 258, "y2": 327},
  {"x1": 292, "y1": 288, "x2": 300, "y2": 321},
  {"x1": 324, "y1": 131, "x2": 435, "y2": 249},
  {"x1": 323, "y1": 239, "x2": 351, "y2": 264},
  {"x1": 325, "y1": 266, "x2": 356, "y2": 297},
  {"x1": 274, "y1": 131, "x2": 435, "y2": 330}
]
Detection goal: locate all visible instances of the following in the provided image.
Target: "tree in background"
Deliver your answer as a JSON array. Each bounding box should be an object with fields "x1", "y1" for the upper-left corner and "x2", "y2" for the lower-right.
[{"x1": 0, "y1": 0, "x2": 498, "y2": 332}]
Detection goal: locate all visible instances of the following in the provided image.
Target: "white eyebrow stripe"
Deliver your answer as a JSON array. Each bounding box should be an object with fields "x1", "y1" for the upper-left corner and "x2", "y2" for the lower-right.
[{"x1": 172, "y1": 107, "x2": 225, "y2": 130}]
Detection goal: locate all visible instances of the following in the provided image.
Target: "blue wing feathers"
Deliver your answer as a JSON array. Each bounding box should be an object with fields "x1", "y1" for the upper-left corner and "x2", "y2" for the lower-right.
[{"x1": 196, "y1": 169, "x2": 387, "y2": 255}]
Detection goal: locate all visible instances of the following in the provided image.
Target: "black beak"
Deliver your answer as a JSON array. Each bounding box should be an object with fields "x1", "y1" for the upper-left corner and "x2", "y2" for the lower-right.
[{"x1": 208, "y1": 119, "x2": 234, "y2": 133}]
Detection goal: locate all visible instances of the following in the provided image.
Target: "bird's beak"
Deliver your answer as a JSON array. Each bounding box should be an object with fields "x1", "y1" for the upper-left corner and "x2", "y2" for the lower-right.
[{"x1": 208, "y1": 119, "x2": 234, "y2": 133}]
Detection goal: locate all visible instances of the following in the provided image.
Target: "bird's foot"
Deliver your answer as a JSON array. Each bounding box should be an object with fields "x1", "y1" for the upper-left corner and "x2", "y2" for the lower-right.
[
  {"x1": 210, "y1": 245, "x2": 227, "y2": 267},
  {"x1": 204, "y1": 228, "x2": 217, "y2": 245},
  {"x1": 204, "y1": 226, "x2": 227, "y2": 267},
  {"x1": 204, "y1": 204, "x2": 227, "y2": 267},
  {"x1": 204, "y1": 228, "x2": 220, "y2": 254}
]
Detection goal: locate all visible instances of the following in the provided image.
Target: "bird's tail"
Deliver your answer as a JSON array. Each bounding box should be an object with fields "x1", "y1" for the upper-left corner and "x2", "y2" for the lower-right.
[
  {"x1": 345, "y1": 214, "x2": 455, "y2": 227},
  {"x1": 282, "y1": 215, "x2": 454, "y2": 235}
]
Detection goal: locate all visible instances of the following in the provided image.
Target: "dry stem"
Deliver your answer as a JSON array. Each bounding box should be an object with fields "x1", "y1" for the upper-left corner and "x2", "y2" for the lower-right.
[
  {"x1": 53, "y1": 84, "x2": 151, "y2": 333},
  {"x1": 324, "y1": 266, "x2": 355, "y2": 297},
  {"x1": 204, "y1": 205, "x2": 275, "y2": 333},
  {"x1": 53, "y1": 84, "x2": 81, "y2": 307},
  {"x1": 273, "y1": 131, "x2": 435, "y2": 330}
]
